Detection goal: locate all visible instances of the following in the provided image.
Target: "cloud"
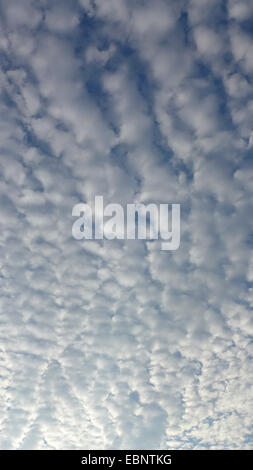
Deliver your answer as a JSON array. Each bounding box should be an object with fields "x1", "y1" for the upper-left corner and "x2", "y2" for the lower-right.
[{"x1": 0, "y1": 0, "x2": 252, "y2": 451}]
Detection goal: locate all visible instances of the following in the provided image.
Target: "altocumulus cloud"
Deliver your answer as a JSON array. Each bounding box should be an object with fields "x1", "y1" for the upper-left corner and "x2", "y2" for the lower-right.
[{"x1": 0, "y1": 0, "x2": 253, "y2": 450}]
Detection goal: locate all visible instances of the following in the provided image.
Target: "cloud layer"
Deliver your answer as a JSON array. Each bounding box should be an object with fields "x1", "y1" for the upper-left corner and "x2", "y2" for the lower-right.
[{"x1": 0, "y1": 0, "x2": 253, "y2": 449}]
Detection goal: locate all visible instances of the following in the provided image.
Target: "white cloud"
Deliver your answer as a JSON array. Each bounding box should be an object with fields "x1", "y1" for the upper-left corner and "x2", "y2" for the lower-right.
[{"x1": 0, "y1": 0, "x2": 252, "y2": 451}]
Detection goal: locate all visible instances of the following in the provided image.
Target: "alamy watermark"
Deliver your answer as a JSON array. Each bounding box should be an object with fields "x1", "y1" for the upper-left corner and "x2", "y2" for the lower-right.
[{"x1": 72, "y1": 196, "x2": 180, "y2": 251}]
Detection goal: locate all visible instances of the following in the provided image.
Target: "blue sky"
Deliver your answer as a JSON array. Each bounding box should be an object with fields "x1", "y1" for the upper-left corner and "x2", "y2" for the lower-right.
[{"x1": 0, "y1": 0, "x2": 253, "y2": 450}]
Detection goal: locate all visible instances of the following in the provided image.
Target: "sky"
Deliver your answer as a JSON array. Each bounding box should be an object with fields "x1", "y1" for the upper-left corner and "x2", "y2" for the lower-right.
[{"x1": 0, "y1": 0, "x2": 253, "y2": 450}]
